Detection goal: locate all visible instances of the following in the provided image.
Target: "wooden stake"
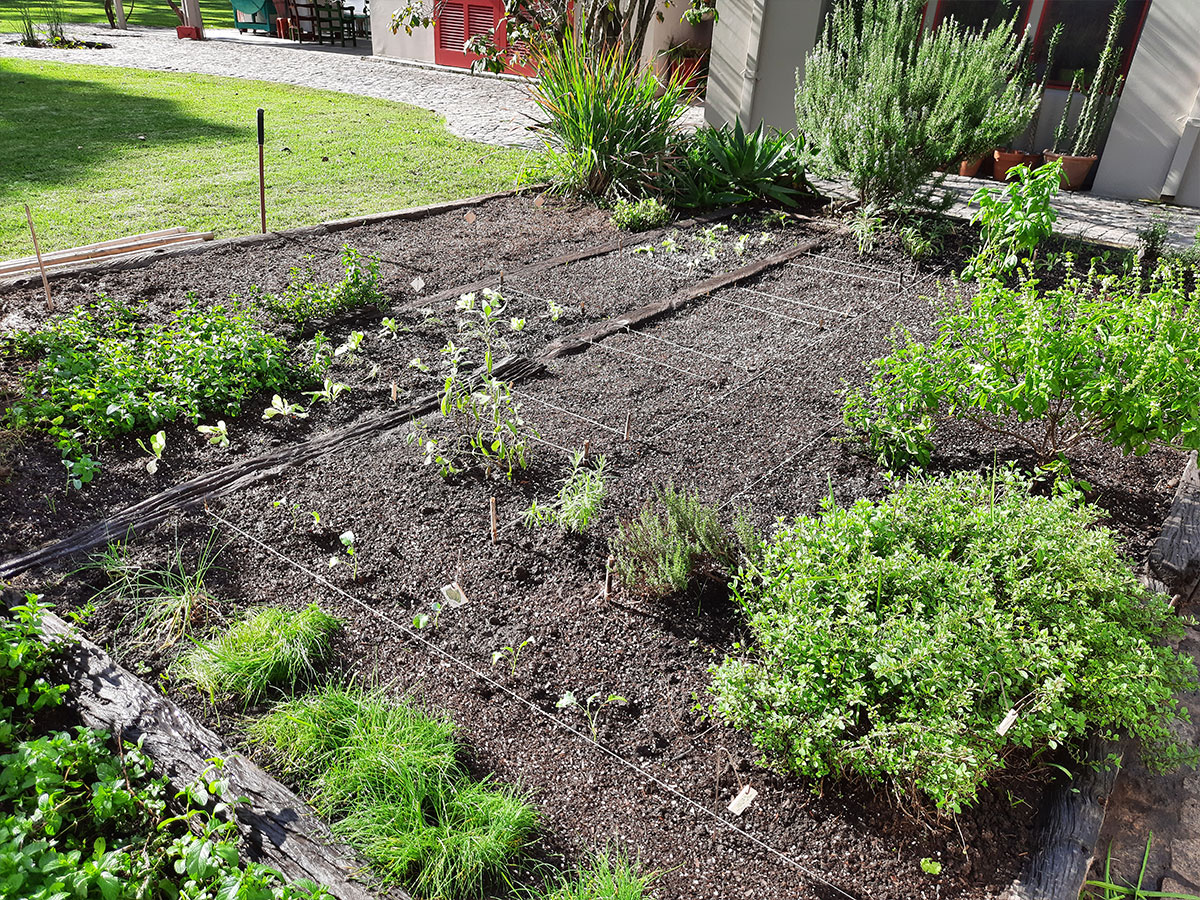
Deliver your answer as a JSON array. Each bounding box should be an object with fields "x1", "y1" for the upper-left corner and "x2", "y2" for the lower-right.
[
  {"x1": 24, "y1": 205, "x2": 53, "y2": 310},
  {"x1": 582, "y1": 439, "x2": 591, "y2": 462},
  {"x1": 623, "y1": 411, "x2": 632, "y2": 442},
  {"x1": 489, "y1": 497, "x2": 498, "y2": 544},
  {"x1": 257, "y1": 108, "x2": 267, "y2": 235},
  {"x1": 603, "y1": 555, "x2": 615, "y2": 604}
]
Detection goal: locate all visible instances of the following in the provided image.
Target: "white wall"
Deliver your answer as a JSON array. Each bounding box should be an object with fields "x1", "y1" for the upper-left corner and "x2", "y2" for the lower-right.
[
  {"x1": 370, "y1": 0, "x2": 437, "y2": 62},
  {"x1": 1092, "y1": 0, "x2": 1200, "y2": 206}
]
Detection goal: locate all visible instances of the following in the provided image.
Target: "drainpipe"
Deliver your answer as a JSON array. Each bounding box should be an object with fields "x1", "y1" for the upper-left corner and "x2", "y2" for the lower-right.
[
  {"x1": 1161, "y1": 83, "x2": 1200, "y2": 201},
  {"x1": 737, "y1": 0, "x2": 766, "y2": 126}
]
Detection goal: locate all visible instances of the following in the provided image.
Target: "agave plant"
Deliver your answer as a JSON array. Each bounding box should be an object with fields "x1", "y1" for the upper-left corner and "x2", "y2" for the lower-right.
[{"x1": 694, "y1": 120, "x2": 812, "y2": 207}]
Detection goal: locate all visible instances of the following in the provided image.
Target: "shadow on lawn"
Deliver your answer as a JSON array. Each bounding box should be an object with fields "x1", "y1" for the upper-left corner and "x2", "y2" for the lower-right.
[{"x1": 0, "y1": 66, "x2": 242, "y2": 199}]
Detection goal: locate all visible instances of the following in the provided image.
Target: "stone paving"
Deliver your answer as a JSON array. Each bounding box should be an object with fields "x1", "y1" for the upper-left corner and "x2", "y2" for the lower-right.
[{"x1": 1, "y1": 25, "x2": 1197, "y2": 249}]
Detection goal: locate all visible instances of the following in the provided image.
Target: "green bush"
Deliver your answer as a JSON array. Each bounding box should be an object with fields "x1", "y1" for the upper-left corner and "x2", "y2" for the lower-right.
[
  {"x1": 668, "y1": 120, "x2": 813, "y2": 209},
  {"x1": 177, "y1": 603, "x2": 341, "y2": 702},
  {"x1": 609, "y1": 197, "x2": 671, "y2": 231},
  {"x1": 966, "y1": 159, "x2": 1062, "y2": 277},
  {"x1": 5, "y1": 294, "x2": 296, "y2": 487},
  {"x1": 529, "y1": 33, "x2": 689, "y2": 201},
  {"x1": 712, "y1": 471, "x2": 1197, "y2": 811},
  {"x1": 247, "y1": 685, "x2": 537, "y2": 899},
  {"x1": 797, "y1": 0, "x2": 1039, "y2": 206},
  {"x1": 843, "y1": 261, "x2": 1200, "y2": 468},
  {"x1": 262, "y1": 245, "x2": 386, "y2": 324}
]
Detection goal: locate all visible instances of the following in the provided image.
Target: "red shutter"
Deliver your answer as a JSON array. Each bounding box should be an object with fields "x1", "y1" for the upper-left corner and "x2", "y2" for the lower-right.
[
  {"x1": 434, "y1": 0, "x2": 501, "y2": 68},
  {"x1": 467, "y1": 3, "x2": 494, "y2": 39},
  {"x1": 437, "y1": 2, "x2": 465, "y2": 52}
]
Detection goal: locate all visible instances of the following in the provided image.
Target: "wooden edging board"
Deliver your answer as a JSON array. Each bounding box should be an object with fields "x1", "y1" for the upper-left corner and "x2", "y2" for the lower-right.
[
  {"x1": 1002, "y1": 450, "x2": 1200, "y2": 900},
  {"x1": 15, "y1": 602, "x2": 399, "y2": 900}
]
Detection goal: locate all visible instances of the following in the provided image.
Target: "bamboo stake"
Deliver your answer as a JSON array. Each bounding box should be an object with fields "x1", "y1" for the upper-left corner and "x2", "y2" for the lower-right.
[
  {"x1": 623, "y1": 411, "x2": 632, "y2": 442},
  {"x1": 490, "y1": 497, "x2": 498, "y2": 544},
  {"x1": 603, "y1": 555, "x2": 615, "y2": 604},
  {"x1": 582, "y1": 439, "x2": 591, "y2": 463},
  {"x1": 257, "y1": 109, "x2": 267, "y2": 234},
  {"x1": 24, "y1": 205, "x2": 53, "y2": 310}
]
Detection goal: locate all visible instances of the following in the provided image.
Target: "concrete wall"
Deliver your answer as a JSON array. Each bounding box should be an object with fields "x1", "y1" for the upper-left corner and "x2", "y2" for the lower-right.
[
  {"x1": 1092, "y1": 0, "x2": 1200, "y2": 207},
  {"x1": 705, "y1": 0, "x2": 825, "y2": 132},
  {"x1": 371, "y1": 2, "x2": 436, "y2": 62}
]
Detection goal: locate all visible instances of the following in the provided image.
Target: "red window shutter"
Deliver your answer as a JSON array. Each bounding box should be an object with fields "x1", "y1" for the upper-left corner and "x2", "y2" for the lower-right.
[
  {"x1": 467, "y1": 3, "x2": 495, "y2": 39},
  {"x1": 438, "y1": 2, "x2": 466, "y2": 51}
]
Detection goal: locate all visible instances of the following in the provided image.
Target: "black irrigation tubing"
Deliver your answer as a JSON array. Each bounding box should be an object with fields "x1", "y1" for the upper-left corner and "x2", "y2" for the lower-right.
[{"x1": 202, "y1": 506, "x2": 861, "y2": 900}]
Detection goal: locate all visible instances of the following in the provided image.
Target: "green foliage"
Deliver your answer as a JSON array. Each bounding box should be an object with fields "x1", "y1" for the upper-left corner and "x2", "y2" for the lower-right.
[
  {"x1": 668, "y1": 120, "x2": 813, "y2": 209},
  {"x1": 609, "y1": 197, "x2": 672, "y2": 231},
  {"x1": 529, "y1": 32, "x2": 688, "y2": 201},
  {"x1": 847, "y1": 204, "x2": 882, "y2": 255},
  {"x1": 4, "y1": 293, "x2": 294, "y2": 485},
  {"x1": 612, "y1": 483, "x2": 739, "y2": 598},
  {"x1": 542, "y1": 853, "x2": 654, "y2": 900},
  {"x1": 797, "y1": 0, "x2": 1039, "y2": 206},
  {"x1": 525, "y1": 450, "x2": 608, "y2": 533},
  {"x1": 0, "y1": 597, "x2": 329, "y2": 900},
  {"x1": 1051, "y1": 0, "x2": 1127, "y2": 157},
  {"x1": 843, "y1": 261, "x2": 1200, "y2": 466},
  {"x1": 1084, "y1": 834, "x2": 1200, "y2": 899},
  {"x1": 177, "y1": 604, "x2": 341, "y2": 702},
  {"x1": 966, "y1": 160, "x2": 1062, "y2": 277},
  {"x1": 248, "y1": 685, "x2": 536, "y2": 900},
  {"x1": 712, "y1": 471, "x2": 1197, "y2": 811},
  {"x1": 262, "y1": 246, "x2": 387, "y2": 324}
]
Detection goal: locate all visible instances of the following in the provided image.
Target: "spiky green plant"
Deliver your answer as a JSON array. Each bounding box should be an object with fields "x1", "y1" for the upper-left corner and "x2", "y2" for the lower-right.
[
  {"x1": 176, "y1": 603, "x2": 341, "y2": 702},
  {"x1": 543, "y1": 853, "x2": 656, "y2": 900}
]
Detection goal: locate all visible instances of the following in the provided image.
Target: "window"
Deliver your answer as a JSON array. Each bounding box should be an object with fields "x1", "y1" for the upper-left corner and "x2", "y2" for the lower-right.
[
  {"x1": 433, "y1": 0, "x2": 502, "y2": 68},
  {"x1": 1032, "y1": 0, "x2": 1151, "y2": 86},
  {"x1": 932, "y1": 0, "x2": 1031, "y2": 33}
]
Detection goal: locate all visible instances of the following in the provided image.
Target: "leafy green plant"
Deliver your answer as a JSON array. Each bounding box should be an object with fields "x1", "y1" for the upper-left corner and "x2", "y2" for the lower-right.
[
  {"x1": 1050, "y1": 0, "x2": 1127, "y2": 158},
  {"x1": 176, "y1": 603, "x2": 341, "y2": 702},
  {"x1": 262, "y1": 246, "x2": 386, "y2": 324},
  {"x1": 525, "y1": 450, "x2": 607, "y2": 532},
  {"x1": 491, "y1": 638, "x2": 533, "y2": 676},
  {"x1": 611, "y1": 482, "x2": 741, "y2": 598},
  {"x1": 669, "y1": 119, "x2": 812, "y2": 209},
  {"x1": 712, "y1": 470, "x2": 1198, "y2": 811},
  {"x1": 136, "y1": 429, "x2": 167, "y2": 475},
  {"x1": 304, "y1": 378, "x2": 350, "y2": 405},
  {"x1": 4, "y1": 293, "x2": 294, "y2": 486},
  {"x1": 557, "y1": 690, "x2": 628, "y2": 741},
  {"x1": 847, "y1": 204, "x2": 882, "y2": 255},
  {"x1": 610, "y1": 197, "x2": 671, "y2": 231},
  {"x1": 247, "y1": 684, "x2": 537, "y2": 899},
  {"x1": 529, "y1": 32, "x2": 689, "y2": 201},
  {"x1": 797, "y1": 0, "x2": 1039, "y2": 206},
  {"x1": 264, "y1": 394, "x2": 309, "y2": 420},
  {"x1": 843, "y1": 261, "x2": 1200, "y2": 467},
  {"x1": 197, "y1": 420, "x2": 230, "y2": 448},
  {"x1": 965, "y1": 159, "x2": 1062, "y2": 277}
]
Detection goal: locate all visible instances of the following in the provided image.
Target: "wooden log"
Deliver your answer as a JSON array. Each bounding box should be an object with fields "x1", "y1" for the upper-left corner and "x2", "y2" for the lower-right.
[
  {"x1": 541, "y1": 238, "x2": 824, "y2": 359},
  {"x1": 0, "y1": 227, "x2": 187, "y2": 270},
  {"x1": 30, "y1": 607, "x2": 395, "y2": 900},
  {"x1": 321, "y1": 187, "x2": 538, "y2": 233},
  {"x1": 1150, "y1": 450, "x2": 1200, "y2": 603},
  {"x1": 0, "y1": 232, "x2": 215, "y2": 277},
  {"x1": 0, "y1": 356, "x2": 540, "y2": 581}
]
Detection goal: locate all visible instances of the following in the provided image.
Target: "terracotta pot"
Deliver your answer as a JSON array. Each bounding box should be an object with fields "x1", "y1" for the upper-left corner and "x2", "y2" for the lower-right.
[
  {"x1": 176, "y1": 25, "x2": 202, "y2": 40},
  {"x1": 959, "y1": 156, "x2": 985, "y2": 178},
  {"x1": 993, "y1": 149, "x2": 1044, "y2": 181},
  {"x1": 1043, "y1": 151, "x2": 1097, "y2": 191}
]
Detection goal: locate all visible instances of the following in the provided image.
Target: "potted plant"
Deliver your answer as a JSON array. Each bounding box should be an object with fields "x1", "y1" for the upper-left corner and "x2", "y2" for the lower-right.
[
  {"x1": 1044, "y1": 0, "x2": 1127, "y2": 190},
  {"x1": 994, "y1": 23, "x2": 1063, "y2": 181},
  {"x1": 659, "y1": 41, "x2": 709, "y2": 93}
]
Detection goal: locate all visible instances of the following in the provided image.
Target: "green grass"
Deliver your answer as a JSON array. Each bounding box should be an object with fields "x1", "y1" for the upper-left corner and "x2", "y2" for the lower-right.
[
  {"x1": 247, "y1": 685, "x2": 538, "y2": 899},
  {"x1": 1, "y1": 0, "x2": 264, "y2": 35},
  {"x1": 177, "y1": 603, "x2": 341, "y2": 701},
  {"x1": 0, "y1": 60, "x2": 532, "y2": 259},
  {"x1": 543, "y1": 854, "x2": 654, "y2": 900}
]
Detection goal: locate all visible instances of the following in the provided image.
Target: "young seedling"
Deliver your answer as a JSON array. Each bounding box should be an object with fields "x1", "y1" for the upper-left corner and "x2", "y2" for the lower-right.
[
  {"x1": 510, "y1": 317, "x2": 526, "y2": 332},
  {"x1": 632, "y1": 244, "x2": 656, "y2": 256},
  {"x1": 304, "y1": 379, "x2": 350, "y2": 405},
  {"x1": 491, "y1": 638, "x2": 533, "y2": 676},
  {"x1": 524, "y1": 450, "x2": 607, "y2": 532},
  {"x1": 335, "y1": 330, "x2": 365, "y2": 359},
  {"x1": 734, "y1": 234, "x2": 750, "y2": 257},
  {"x1": 409, "y1": 357, "x2": 431, "y2": 373},
  {"x1": 378, "y1": 317, "x2": 404, "y2": 339},
  {"x1": 197, "y1": 420, "x2": 230, "y2": 448},
  {"x1": 546, "y1": 298, "x2": 565, "y2": 322},
  {"x1": 339, "y1": 529, "x2": 358, "y2": 581},
  {"x1": 413, "y1": 582, "x2": 469, "y2": 630},
  {"x1": 136, "y1": 430, "x2": 167, "y2": 474},
  {"x1": 263, "y1": 394, "x2": 309, "y2": 420},
  {"x1": 556, "y1": 690, "x2": 628, "y2": 741},
  {"x1": 64, "y1": 454, "x2": 99, "y2": 491}
]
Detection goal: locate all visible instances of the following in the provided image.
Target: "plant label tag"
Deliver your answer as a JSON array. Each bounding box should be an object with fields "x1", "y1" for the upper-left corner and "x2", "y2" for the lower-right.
[
  {"x1": 464, "y1": 211, "x2": 477, "y2": 224},
  {"x1": 727, "y1": 784, "x2": 757, "y2": 816},
  {"x1": 534, "y1": 195, "x2": 545, "y2": 207},
  {"x1": 410, "y1": 276, "x2": 425, "y2": 293},
  {"x1": 441, "y1": 582, "x2": 468, "y2": 608},
  {"x1": 997, "y1": 709, "x2": 1018, "y2": 736}
]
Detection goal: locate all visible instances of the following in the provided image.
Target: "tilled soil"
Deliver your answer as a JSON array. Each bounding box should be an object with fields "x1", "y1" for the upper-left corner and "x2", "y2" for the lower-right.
[{"x1": 1, "y1": 194, "x2": 1184, "y2": 900}]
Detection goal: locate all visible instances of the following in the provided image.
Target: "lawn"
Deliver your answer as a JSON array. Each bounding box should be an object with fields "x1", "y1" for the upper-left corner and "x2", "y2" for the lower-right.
[
  {"x1": 0, "y1": 60, "x2": 534, "y2": 260},
  {"x1": 0, "y1": 0, "x2": 233, "y2": 34}
]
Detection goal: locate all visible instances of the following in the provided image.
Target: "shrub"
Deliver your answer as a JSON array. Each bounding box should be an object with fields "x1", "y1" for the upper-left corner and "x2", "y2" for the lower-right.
[
  {"x1": 965, "y1": 159, "x2": 1062, "y2": 278},
  {"x1": 609, "y1": 197, "x2": 671, "y2": 231},
  {"x1": 712, "y1": 471, "x2": 1197, "y2": 811},
  {"x1": 667, "y1": 120, "x2": 813, "y2": 209},
  {"x1": 529, "y1": 33, "x2": 689, "y2": 201},
  {"x1": 177, "y1": 603, "x2": 341, "y2": 702},
  {"x1": 4, "y1": 294, "x2": 295, "y2": 486},
  {"x1": 525, "y1": 450, "x2": 608, "y2": 533},
  {"x1": 843, "y1": 261, "x2": 1200, "y2": 468},
  {"x1": 797, "y1": 0, "x2": 1039, "y2": 206},
  {"x1": 612, "y1": 483, "x2": 737, "y2": 598},
  {"x1": 262, "y1": 246, "x2": 386, "y2": 324},
  {"x1": 247, "y1": 685, "x2": 537, "y2": 899}
]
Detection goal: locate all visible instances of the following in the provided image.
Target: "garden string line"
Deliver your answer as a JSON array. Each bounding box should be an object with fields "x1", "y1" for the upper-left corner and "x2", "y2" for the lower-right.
[{"x1": 203, "y1": 507, "x2": 861, "y2": 900}]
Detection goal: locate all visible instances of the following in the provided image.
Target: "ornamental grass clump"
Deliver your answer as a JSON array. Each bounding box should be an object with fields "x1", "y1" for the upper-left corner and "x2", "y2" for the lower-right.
[
  {"x1": 797, "y1": 0, "x2": 1039, "y2": 206},
  {"x1": 177, "y1": 603, "x2": 341, "y2": 702},
  {"x1": 712, "y1": 470, "x2": 1197, "y2": 811},
  {"x1": 248, "y1": 685, "x2": 537, "y2": 899}
]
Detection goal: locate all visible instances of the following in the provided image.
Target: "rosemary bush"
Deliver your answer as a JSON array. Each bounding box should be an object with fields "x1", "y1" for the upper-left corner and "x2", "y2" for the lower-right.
[
  {"x1": 713, "y1": 471, "x2": 1197, "y2": 811},
  {"x1": 797, "y1": 0, "x2": 1039, "y2": 206}
]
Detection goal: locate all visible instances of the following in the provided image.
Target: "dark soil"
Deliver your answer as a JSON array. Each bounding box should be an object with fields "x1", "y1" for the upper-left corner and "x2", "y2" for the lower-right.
[{"x1": 1, "y1": 193, "x2": 1184, "y2": 900}]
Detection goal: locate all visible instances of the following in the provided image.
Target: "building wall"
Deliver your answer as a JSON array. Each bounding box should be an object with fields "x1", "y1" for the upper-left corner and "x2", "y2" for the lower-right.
[
  {"x1": 370, "y1": 4, "x2": 436, "y2": 62},
  {"x1": 1092, "y1": 0, "x2": 1200, "y2": 207}
]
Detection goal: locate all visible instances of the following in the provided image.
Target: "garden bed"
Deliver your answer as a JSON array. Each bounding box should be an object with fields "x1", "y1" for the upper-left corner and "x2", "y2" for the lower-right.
[{"x1": 0, "y1": 192, "x2": 1187, "y2": 899}]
